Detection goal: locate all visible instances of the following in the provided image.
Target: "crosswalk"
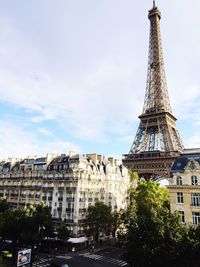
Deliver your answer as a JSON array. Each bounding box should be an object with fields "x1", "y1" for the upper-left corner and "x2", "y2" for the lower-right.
[
  {"x1": 32, "y1": 257, "x2": 51, "y2": 267},
  {"x1": 80, "y1": 252, "x2": 128, "y2": 266}
]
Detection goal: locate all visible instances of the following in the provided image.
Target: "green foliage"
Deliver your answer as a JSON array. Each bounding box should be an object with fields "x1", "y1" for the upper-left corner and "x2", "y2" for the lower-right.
[
  {"x1": 120, "y1": 179, "x2": 200, "y2": 267},
  {"x1": 135, "y1": 179, "x2": 169, "y2": 211},
  {"x1": 0, "y1": 198, "x2": 10, "y2": 235},
  {"x1": 56, "y1": 223, "x2": 70, "y2": 241},
  {"x1": 128, "y1": 170, "x2": 139, "y2": 184},
  {"x1": 0, "y1": 198, "x2": 10, "y2": 213},
  {"x1": 0, "y1": 202, "x2": 53, "y2": 247},
  {"x1": 86, "y1": 201, "x2": 113, "y2": 241}
]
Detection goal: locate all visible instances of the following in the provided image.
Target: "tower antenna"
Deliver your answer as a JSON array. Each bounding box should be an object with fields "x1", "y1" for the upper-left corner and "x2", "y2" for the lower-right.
[{"x1": 153, "y1": 0, "x2": 156, "y2": 8}]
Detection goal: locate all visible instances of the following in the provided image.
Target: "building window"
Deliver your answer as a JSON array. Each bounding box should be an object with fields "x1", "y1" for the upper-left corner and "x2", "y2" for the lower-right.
[
  {"x1": 177, "y1": 192, "x2": 183, "y2": 203},
  {"x1": 191, "y1": 175, "x2": 198, "y2": 186},
  {"x1": 178, "y1": 211, "x2": 185, "y2": 223},
  {"x1": 176, "y1": 162, "x2": 182, "y2": 167},
  {"x1": 176, "y1": 176, "x2": 182, "y2": 186},
  {"x1": 192, "y1": 212, "x2": 200, "y2": 225},
  {"x1": 191, "y1": 193, "x2": 200, "y2": 206}
]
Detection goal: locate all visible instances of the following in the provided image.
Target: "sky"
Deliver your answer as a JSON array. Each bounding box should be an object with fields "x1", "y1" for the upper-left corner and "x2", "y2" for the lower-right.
[{"x1": 0, "y1": 0, "x2": 200, "y2": 159}]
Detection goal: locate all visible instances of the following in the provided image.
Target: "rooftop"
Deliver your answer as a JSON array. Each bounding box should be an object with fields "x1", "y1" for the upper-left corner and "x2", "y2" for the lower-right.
[{"x1": 172, "y1": 148, "x2": 200, "y2": 173}]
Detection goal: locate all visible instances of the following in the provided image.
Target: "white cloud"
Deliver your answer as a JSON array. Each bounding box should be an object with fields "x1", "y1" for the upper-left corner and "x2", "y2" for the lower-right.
[
  {"x1": 185, "y1": 134, "x2": 200, "y2": 149},
  {"x1": 0, "y1": 58, "x2": 141, "y2": 142},
  {"x1": 0, "y1": 0, "x2": 200, "y2": 155},
  {"x1": 0, "y1": 120, "x2": 80, "y2": 159},
  {"x1": 37, "y1": 128, "x2": 54, "y2": 137}
]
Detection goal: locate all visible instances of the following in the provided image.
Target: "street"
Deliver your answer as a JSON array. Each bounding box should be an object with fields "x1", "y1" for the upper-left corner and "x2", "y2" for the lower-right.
[{"x1": 33, "y1": 247, "x2": 128, "y2": 267}]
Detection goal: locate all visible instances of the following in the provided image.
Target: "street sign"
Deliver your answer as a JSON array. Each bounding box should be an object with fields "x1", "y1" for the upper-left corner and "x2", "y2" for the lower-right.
[{"x1": 17, "y1": 248, "x2": 31, "y2": 267}]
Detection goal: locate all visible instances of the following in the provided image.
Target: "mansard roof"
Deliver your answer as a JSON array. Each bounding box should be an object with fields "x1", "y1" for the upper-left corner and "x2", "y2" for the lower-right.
[
  {"x1": 0, "y1": 153, "x2": 125, "y2": 175},
  {"x1": 171, "y1": 149, "x2": 200, "y2": 173}
]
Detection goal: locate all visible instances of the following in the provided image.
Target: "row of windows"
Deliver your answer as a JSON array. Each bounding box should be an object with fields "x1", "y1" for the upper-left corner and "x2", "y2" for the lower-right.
[
  {"x1": 193, "y1": 212, "x2": 200, "y2": 225},
  {"x1": 176, "y1": 175, "x2": 198, "y2": 186},
  {"x1": 177, "y1": 192, "x2": 200, "y2": 206},
  {"x1": 178, "y1": 211, "x2": 200, "y2": 225}
]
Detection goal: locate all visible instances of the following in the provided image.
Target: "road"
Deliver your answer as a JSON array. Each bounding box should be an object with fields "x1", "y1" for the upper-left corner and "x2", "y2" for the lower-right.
[{"x1": 33, "y1": 247, "x2": 128, "y2": 267}]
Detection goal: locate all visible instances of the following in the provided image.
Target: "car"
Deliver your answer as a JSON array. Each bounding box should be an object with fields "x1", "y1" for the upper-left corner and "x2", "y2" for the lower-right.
[{"x1": 1, "y1": 250, "x2": 13, "y2": 259}]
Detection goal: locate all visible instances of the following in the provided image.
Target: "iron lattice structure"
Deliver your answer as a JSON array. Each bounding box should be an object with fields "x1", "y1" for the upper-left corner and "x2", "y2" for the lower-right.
[{"x1": 123, "y1": 2, "x2": 184, "y2": 179}]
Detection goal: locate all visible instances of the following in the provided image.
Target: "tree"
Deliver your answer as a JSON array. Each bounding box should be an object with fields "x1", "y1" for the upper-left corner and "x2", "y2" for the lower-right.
[
  {"x1": 86, "y1": 201, "x2": 113, "y2": 241},
  {"x1": 0, "y1": 198, "x2": 10, "y2": 213},
  {"x1": 121, "y1": 180, "x2": 192, "y2": 267},
  {"x1": 0, "y1": 202, "x2": 54, "y2": 263},
  {"x1": 0, "y1": 198, "x2": 10, "y2": 237},
  {"x1": 56, "y1": 223, "x2": 70, "y2": 241},
  {"x1": 135, "y1": 179, "x2": 169, "y2": 211},
  {"x1": 30, "y1": 203, "x2": 54, "y2": 241}
]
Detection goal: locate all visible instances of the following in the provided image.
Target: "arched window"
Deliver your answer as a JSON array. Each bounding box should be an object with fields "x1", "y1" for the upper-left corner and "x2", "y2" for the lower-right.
[
  {"x1": 176, "y1": 176, "x2": 183, "y2": 185},
  {"x1": 191, "y1": 175, "x2": 198, "y2": 186}
]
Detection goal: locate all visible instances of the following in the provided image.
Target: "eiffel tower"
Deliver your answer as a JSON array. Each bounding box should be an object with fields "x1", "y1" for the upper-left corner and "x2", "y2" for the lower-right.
[{"x1": 123, "y1": 1, "x2": 184, "y2": 179}]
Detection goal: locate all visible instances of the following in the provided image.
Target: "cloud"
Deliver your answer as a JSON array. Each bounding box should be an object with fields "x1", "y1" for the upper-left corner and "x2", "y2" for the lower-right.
[
  {"x1": 185, "y1": 134, "x2": 200, "y2": 149},
  {"x1": 0, "y1": 57, "x2": 142, "y2": 142},
  {"x1": 0, "y1": 0, "x2": 200, "y2": 157},
  {"x1": 37, "y1": 128, "x2": 54, "y2": 137},
  {"x1": 0, "y1": 120, "x2": 80, "y2": 159}
]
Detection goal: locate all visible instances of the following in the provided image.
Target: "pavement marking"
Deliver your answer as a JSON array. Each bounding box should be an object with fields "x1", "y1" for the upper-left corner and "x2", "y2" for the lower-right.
[
  {"x1": 56, "y1": 255, "x2": 72, "y2": 259},
  {"x1": 80, "y1": 252, "x2": 128, "y2": 266},
  {"x1": 121, "y1": 263, "x2": 128, "y2": 266},
  {"x1": 32, "y1": 257, "x2": 50, "y2": 267}
]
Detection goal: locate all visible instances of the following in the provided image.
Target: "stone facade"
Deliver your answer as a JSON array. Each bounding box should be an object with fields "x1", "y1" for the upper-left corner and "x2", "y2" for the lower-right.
[
  {"x1": 0, "y1": 152, "x2": 130, "y2": 236},
  {"x1": 168, "y1": 149, "x2": 200, "y2": 225}
]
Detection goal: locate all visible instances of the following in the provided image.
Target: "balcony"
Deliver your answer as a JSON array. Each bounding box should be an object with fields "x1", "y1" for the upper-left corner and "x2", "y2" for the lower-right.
[
  {"x1": 191, "y1": 203, "x2": 200, "y2": 207},
  {"x1": 79, "y1": 208, "x2": 86, "y2": 213},
  {"x1": 79, "y1": 198, "x2": 86, "y2": 202},
  {"x1": 66, "y1": 197, "x2": 75, "y2": 202},
  {"x1": 42, "y1": 187, "x2": 54, "y2": 191},
  {"x1": 11, "y1": 194, "x2": 18, "y2": 197},
  {"x1": 64, "y1": 219, "x2": 74, "y2": 223},
  {"x1": 52, "y1": 217, "x2": 62, "y2": 222},
  {"x1": 78, "y1": 219, "x2": 87, "y2": 223},
  {"x1": 65, "y1": 208, "x2": 74, "y2": 212},
  {"x1": 58, "y1": 187, "x2": 64, "y2": 191},
  {"x1": 66, "y1": 187, "x2": 76, "y2": 191}
]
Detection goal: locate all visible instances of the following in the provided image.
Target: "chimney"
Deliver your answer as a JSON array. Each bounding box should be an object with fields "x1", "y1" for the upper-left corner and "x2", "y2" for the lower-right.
[
  {"x1": 108, "y1": 157, "x2": 114, "y2": 165},
  {"x1": 69, "y1": 151, "x2": 76, "y2": 157},
  {"x1": 87, "y1": 153, "x2": 98, "y2": 164},
  {"x1": 97, "y1": 155, "x2": 103, "y2": 163}
]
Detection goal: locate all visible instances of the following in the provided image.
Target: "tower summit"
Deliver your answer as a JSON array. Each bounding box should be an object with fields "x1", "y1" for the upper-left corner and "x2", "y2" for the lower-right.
[{"x1": 123, "y1": 4, "x2": 184, "y2": 179}]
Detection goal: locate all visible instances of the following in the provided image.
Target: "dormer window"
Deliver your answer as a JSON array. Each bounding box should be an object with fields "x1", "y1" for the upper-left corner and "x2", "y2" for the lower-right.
[
  {"x1": 191, "y1": 175, "x2": 198, "y2": 186},
  {"x1": 176, "y1": 176, "x2": 182, "y2": 186}
]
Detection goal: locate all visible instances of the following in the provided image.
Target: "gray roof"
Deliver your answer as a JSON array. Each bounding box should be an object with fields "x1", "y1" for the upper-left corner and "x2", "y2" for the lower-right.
[{"x1": 172, "y1": 149, "x2": 200, "y2": 173}]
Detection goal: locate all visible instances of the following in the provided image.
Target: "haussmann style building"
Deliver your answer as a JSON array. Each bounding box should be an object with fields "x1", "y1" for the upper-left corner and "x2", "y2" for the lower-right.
[
  {"x1": 0, "y1": 152, "x2": 129, "y2": 236},
  {"x1": 168, "y1": 149, "x2": 200, "y2": 225}
]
